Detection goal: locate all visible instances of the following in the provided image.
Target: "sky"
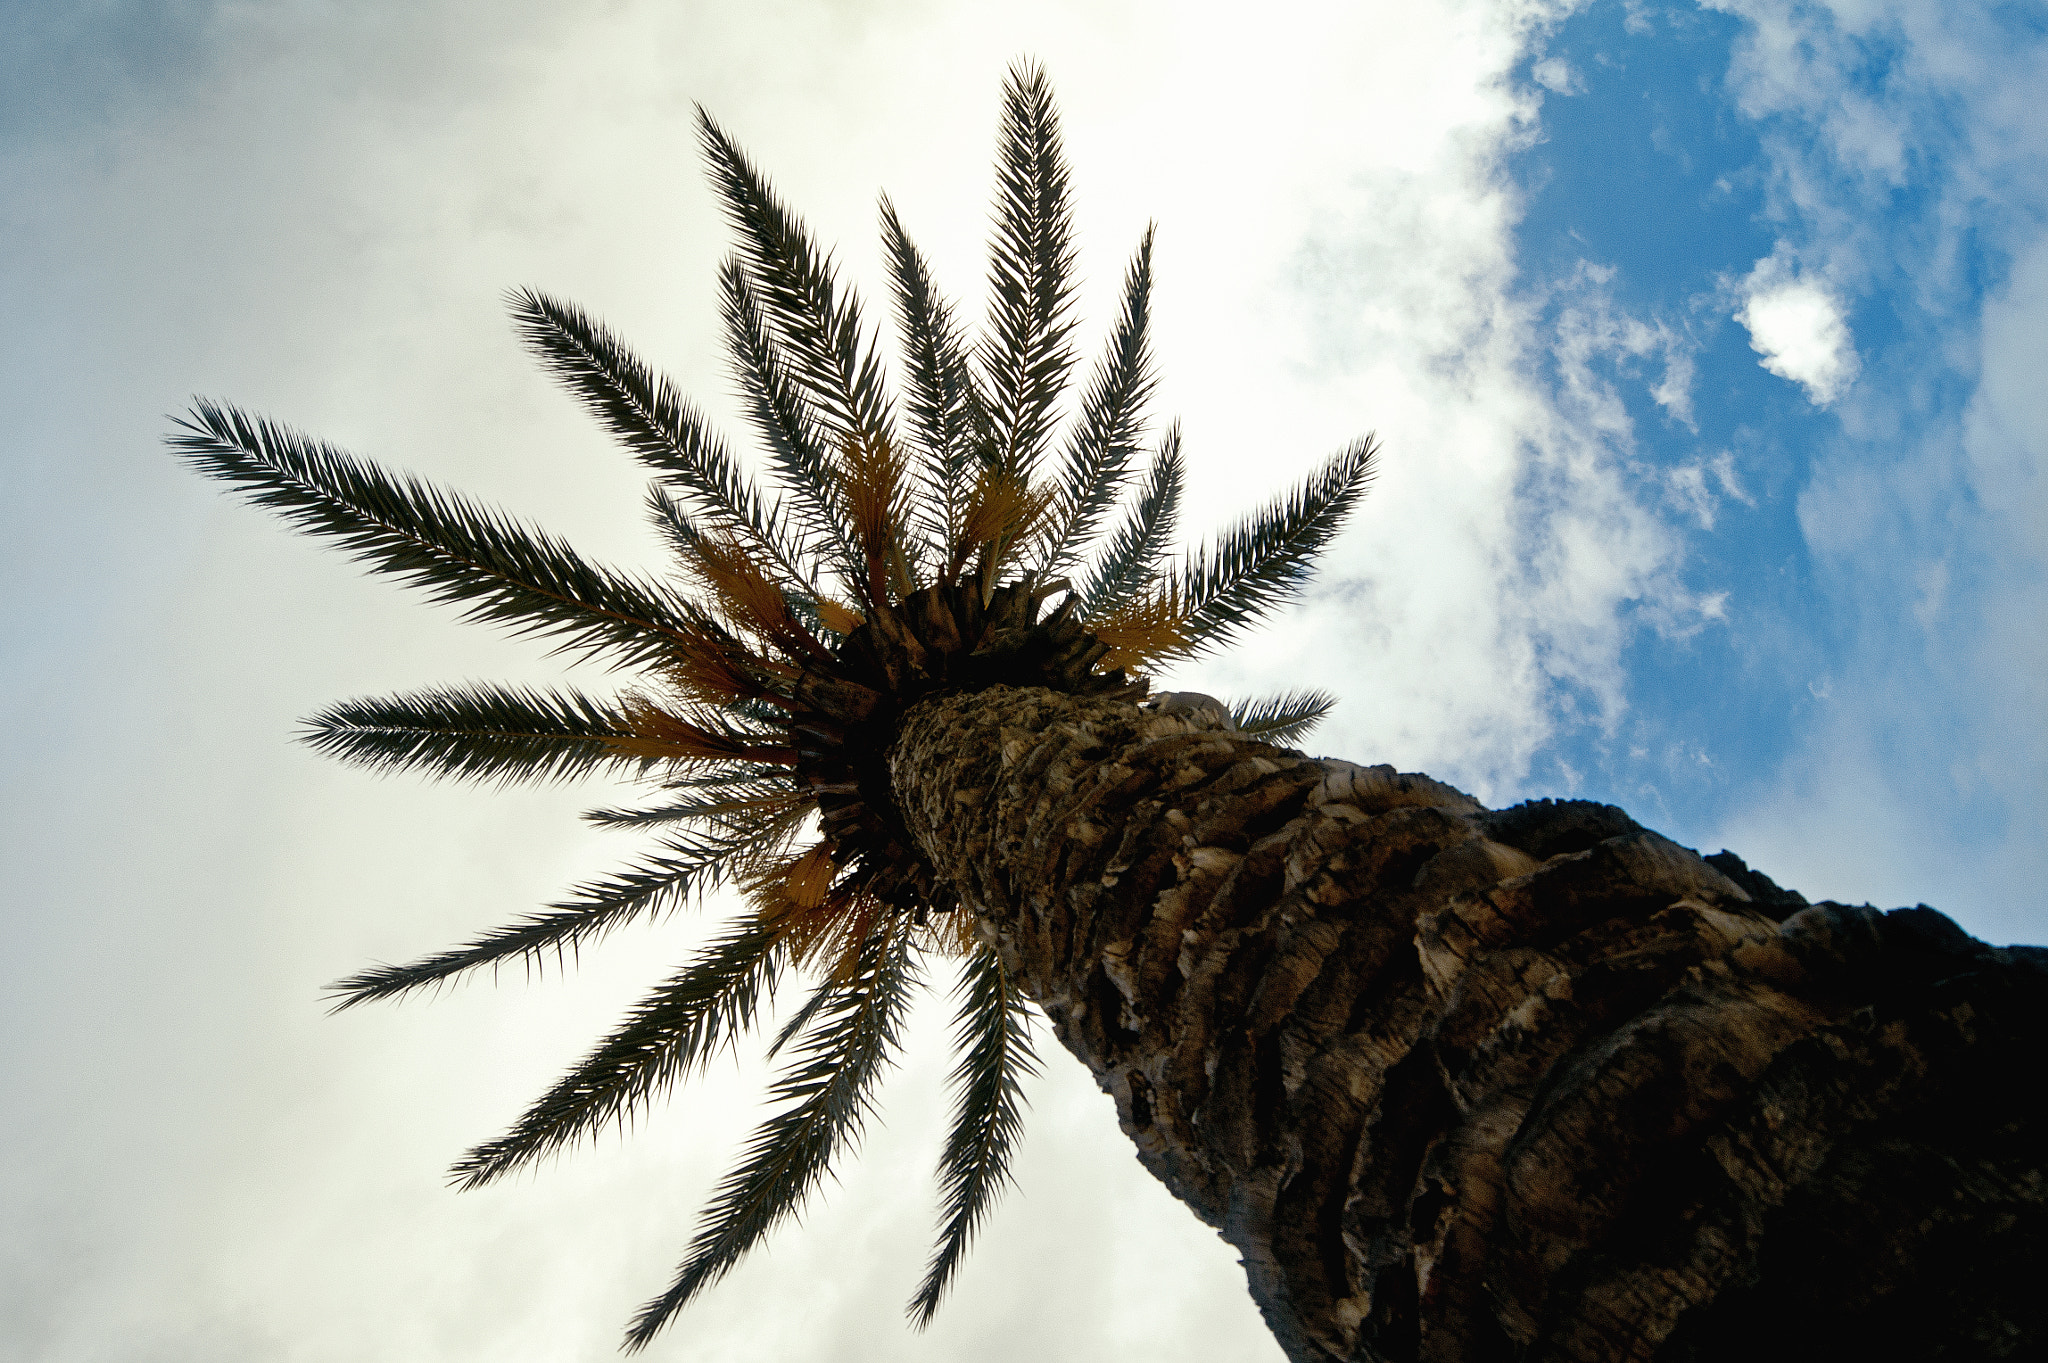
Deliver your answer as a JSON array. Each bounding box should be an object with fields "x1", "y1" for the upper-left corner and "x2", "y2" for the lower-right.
[{"x1": 2, "y1": 1, "x2": 2043, "y2": 1360}]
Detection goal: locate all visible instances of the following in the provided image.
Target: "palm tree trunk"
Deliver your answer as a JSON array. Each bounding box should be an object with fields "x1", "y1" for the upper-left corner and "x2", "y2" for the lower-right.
[{"x1": 891, "y1": 684, "x2": 2047, "y2": 1363}]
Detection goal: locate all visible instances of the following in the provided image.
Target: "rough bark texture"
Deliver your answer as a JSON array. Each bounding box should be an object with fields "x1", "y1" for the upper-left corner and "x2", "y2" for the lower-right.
[{"x1": 890, "y1": 685, "x2": 2048, "y2": 1363}]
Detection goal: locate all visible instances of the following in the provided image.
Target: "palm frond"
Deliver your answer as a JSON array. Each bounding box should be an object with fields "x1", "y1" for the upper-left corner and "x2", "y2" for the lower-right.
[
  {"x1": 1035, "y1": 227, "x2": 1157, "y2": 576},
  {"x1": 881, "y1": 195, "x2": 988, "y2": 559},
  {"x1": 979, "y1": 62, "x2": 1077, "y2": 481},
  {"x1": 624, "y1": 926, "x2": 919, "y2": 1351},
  {"x1": 812, "y1": 597, "x2": 862, "y2": 636},
  {"x1": 647, "y1": 488, "x2": 839, "y2": 658},
  {"x1": 697, "y1": 109, "x2": 897, "y2": 458},
  {"x1": 505, "y1": 289, "x2": 814, "y2": 588},
  {"x1": 1075, "y1": 424, "x2": 1183, "y2": 617},
  {"x1": 451, "y1": 917, "x2": 783, "y2": 1189},
  {"x1": 1228, "y1": 689, "x2": 1338, "y2": 745},
  {"x1": 655, "y1": 764, "x2": 799, "y2": 794},
  {"x1": 765, "y1": 970, "x2": 841, "y2": 1062},
  {"x1": 327, "y1": 812, "x2": 802, "y2": 1010},
  {"x1": 172, "y1": 401, "x2": 702, "y2": 669},
  {"x1": 839, "y1": 433, "x2": 916, "y2": 605},
  {"x1": 645, "y1": 483, "x2": 703, "y2": 564},
  {"x1": 300, "y1": 684, "x2": 653, "y2": 786},
  {"x1": 744, "y1": 845, "x2": 864, "y2": 970},
  {"x1": 677, "y1": 528, "x2": 833, "y2": 664},
  {"x1": 643, "y1": 600, "x2": 802, "y2": 712},
  {"x1": 908, "y1": 946, "x2": 1040, "y2": 1325},
  {"x1": 717, "y1": 257, "x2": 856, "y2": 577},
  {"x1": 1168, "y1": 435, "x2": 1377, "y2": 653},
  {"x1": 1089, "y1": 584, "x2": 1193, "y2": 673},
  {"x1": 949, "y1": 466, "x2": 1058, "y2": 590},
  {"x1": 601, "y1": 696, "x2": 795, "y2": 767},
  {"x1": 582, "y1": 780, "x2": 797, "y2": 831}
]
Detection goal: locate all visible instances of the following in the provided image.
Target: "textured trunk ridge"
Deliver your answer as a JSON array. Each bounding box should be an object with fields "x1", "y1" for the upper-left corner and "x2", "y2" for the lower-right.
[{"x1": 891, "y1": 685, "x2": 2047, "y2": 1363}]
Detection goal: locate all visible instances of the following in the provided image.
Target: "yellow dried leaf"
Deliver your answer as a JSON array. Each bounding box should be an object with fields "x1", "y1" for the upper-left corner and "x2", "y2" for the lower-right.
[
  {"x1": 952, "y1": 468, "x2": 1056, "y2": 580},
  {"x1": 683, "y1": 533, "x2": 829, "y2": 662},
  {"x1": 1091, "y1": 587, "x2": 1193, "y2": 672},
  {"x1": 607, "y1": 696, "x2": 794, "y2": 765},
  {"x1": 814, "y1": 598, "x2": 865, "y2": 636},
  {"x1": 840, "y1": 434, "x2": 912, "y2": 602}
]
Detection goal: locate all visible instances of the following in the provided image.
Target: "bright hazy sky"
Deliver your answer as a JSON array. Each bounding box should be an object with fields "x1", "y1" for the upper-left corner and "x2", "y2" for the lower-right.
[{"x1": 4, "y1": 2, "x2": 2044, "y2": 1360}]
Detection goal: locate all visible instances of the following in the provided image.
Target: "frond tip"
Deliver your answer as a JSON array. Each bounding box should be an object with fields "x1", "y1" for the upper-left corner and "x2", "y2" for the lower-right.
[
  {"x1": 451, "y1": 919, "x2": 783, "y2": 1189},
  {"x1": 300, "y1": 683, "x2": 648, "y2": 786},
  {"x1": 1230, "y1": 689, "x2": 1338, "y2": 746},
  {"x1": 623, "y1": 928, "x2": 919, "y2": 1351},
  {"x1": 1168, "y1": 434, "x2": 1378, "y2": 654},
  {"x1": 909, "y1": 946, "x2": 1040, "y2": 1325},
  {"x1": 170, "y1": 399, "x2": 700, "y2": 668}
]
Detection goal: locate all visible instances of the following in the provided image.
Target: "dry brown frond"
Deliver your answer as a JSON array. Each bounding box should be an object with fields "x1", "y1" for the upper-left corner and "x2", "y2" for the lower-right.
[
  {"x1": 840, "y1": 435, "x2": 913, "y2": 604},
  {"x1": 658, "y1": 621, "x2": 779, "y2": 707},
  {"x1": 749, "y1": 840, "x2": 836, "y2": 920},
  {"x1": 748, "y1": 849, "x2": 889, "y2": 981},
  {"x1": 950, "y1": 468, "x2": 1057, "y2": 583},
  {"x1": 1090, "y1": 585, "x2": 1192, "y2": 672},
  {"x1": 607, "y1": 696, "x2": 797, "y2": 765},
  {"x1": 747, "y1": 842, "x2": 835, "y2": 960},
  {"x1": 821, "y1": 892, "x2": 887, "y2": 982},
  {"x1": 814, "y1": 598, "x2": 865, "y2": 636},
  {"x1": 684, "y1": 533, "x2": 831, "y2": 662},
  {"x1": 911, "y1": 906, "x2": 981, "y2": 959}
]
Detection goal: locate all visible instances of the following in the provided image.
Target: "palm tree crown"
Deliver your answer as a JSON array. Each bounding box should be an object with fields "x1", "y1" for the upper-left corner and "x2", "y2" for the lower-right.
[{"x1": 173, "y1": 63, "x2": 1376, "y2": 1350}]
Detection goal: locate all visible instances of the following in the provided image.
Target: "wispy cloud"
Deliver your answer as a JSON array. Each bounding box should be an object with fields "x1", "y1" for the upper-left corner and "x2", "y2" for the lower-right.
[{"x1": 1702, "y1": 0, "x2": 2048, "y2": 936}]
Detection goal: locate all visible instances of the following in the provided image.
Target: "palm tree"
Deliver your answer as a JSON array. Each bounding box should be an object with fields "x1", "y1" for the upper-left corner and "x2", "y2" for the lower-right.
[{"x1": 176, "y1": 65, "x2": 2044, "y2": 1363}]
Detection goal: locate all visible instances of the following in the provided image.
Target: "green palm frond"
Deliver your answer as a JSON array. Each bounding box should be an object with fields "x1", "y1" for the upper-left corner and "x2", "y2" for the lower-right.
[
  {"x1": 697, "y1": 109, "x2": 897, "y2": 456},
  {"x1": 1229, "y1": 689, "x2": 1338, "y2": 746},
  {"x1": 1170, "y1": 435, "x2": 1378, "y2": 653},
  {"x1": 716, "y1": 256, "x2": 855, "y2": 576},
  {"x1": 645, "y1": 482, "x2": 703, "y2": 564},
  {"x1": 581, "y1": 779, "x2": 791, "y2": 830},
  {"x1": 1076, "y1": 424, "x2": 1184, "y2": 616},
  {"x1": 762, "y1": 961, "x2": 852, "y2": 1063},
  {"x1": 979, "y1": 62, "x2": 1077, "y2": 480},
  {"x1": 1035, "y1": 227, "x2": 1157, "y2": 577},
  {"x1": 301, "y1": 684, "x2": 648, "y2": 785},
  {"x1": 881, "y1": 195, "x2": 987, "y2": 558},
  {"x1": 506, "y1": 288, "x2": 815, "y2": 589},
  {"x1": 327, "y1": 813, "x2": 800, "y2": 1010},
  {"x1": 173, "y1": 400, "x2": 701, "y2": 669},
  {"x1": 452, "y1": 918, "x2": 783, "y2": 1189},
  {"x1": 909, "y1": 945, "x2": 1040, "y2": 1325},
  {"x1": 653, "y1": 765, "x2": 802, "y2": 794},
  {"x1": 624, "y1": 926, "x2": 918, "y2": 1352}
]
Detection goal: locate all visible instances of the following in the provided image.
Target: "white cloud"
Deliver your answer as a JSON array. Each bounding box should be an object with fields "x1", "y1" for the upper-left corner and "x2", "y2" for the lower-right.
[
  {"x1": 1549, "y1": 262, "x2": 1700, "y2": 430},
  {"x1": 1735, "y1": 249, "x2": 1861, "y2": 405},
  {"x1": 1648, "y1": 343, "x2": 1698, "y2": 428},
  {"x1": 1531, "y1": 55, "x2": 1581, "y2": 93},
  {"x1": 1212, "y1": 190, "x2": 1708, "y2": 796},
  {"x1": 1710, "y1": 450, "x2": 1754, "y2": 505},
  {"x1": 1136, "y1": 0, "x2": 1729, "y2": 804},
  {"x1": 1664, "y1": 464, "x2": 1715, "y2": 529},
  {"x1": 1662, "y1": 449, "x2": 1756, "y2": 532}
]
